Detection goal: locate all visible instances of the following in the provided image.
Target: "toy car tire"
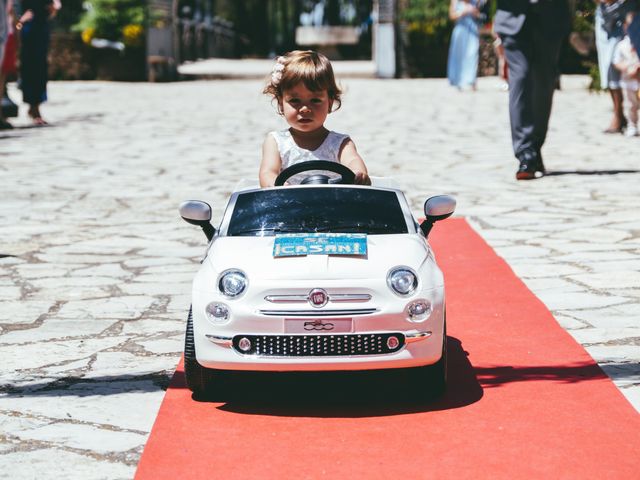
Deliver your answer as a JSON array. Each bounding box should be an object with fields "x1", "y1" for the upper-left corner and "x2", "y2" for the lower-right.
[
  {"x1": 413, "y1": 317, "x2": 447, "y2": 400},
  {"x1": 184, "y1": 306, "x2": 217, "y2": 395}
]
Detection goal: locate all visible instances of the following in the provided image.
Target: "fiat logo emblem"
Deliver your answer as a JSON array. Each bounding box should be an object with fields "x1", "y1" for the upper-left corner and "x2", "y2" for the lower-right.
[{"x1": 308, "y1": 288, "x2": 329, "y2": 308}]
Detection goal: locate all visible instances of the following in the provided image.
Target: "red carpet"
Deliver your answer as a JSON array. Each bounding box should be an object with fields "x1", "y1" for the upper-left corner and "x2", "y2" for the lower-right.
[{"x1": 136, "y1": 218, "x2": 640, "y2": 479}]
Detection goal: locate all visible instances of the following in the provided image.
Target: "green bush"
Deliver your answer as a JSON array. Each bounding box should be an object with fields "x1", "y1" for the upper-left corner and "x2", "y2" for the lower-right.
[
  {"x1": 401, "y1": 0, "x2": 451, "y2": 47},
  {"x1": 74, "y1": 0, "x2": 146, "y2": 47},
  {"x1": 572, "y1": 0, "x2": 599, "y2": 89},
  {"x1": 399, "y1": 0, "x2": 451, "y2": 76}
]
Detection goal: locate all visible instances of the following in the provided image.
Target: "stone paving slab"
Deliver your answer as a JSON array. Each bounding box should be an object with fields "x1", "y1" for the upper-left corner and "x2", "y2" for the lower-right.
[{"x1": 1, "y1": 75, "x2": 639, "y2": 478}]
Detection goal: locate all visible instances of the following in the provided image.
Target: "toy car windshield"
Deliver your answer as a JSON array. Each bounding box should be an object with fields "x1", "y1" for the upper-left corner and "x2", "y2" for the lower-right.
[{"x1": 226, "y1": 187, "x2": 409, "y2": 236}]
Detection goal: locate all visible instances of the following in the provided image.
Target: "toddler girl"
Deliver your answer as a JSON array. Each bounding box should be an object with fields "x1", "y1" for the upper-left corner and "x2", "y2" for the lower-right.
[{"x1": 259, "y1": 50, "x2": 370, "y2": 187}]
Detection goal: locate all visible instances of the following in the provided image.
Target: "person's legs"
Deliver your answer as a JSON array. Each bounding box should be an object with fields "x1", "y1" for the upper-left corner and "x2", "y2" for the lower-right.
[
  {"x1": 623, "y1": 88, "x2": 639, "y2": 135},
  {"x1": 502, "y1": 26, "x2": 548, "y2": 180},
  {"x1": 530, "y1": 23, "x2": 563, "y2": 152},
  {"x1": 605, "y1": 88, "x2": 626, "y2": 133},
  {"x1": 0, "y1": 36, "x2": 10, "y2": 128},
  {"x1": 502, "y1": 32, "x2": 536, "y2": 158},
  {"x1": 0, "y1": 72, "x2": 11, "y2": 129},
  {"x1": 21, "y1": 23, "x2": 49, "y2": 125},
  {"x1": 28, "y1": 102, "x2": 46, "y2": 124}
]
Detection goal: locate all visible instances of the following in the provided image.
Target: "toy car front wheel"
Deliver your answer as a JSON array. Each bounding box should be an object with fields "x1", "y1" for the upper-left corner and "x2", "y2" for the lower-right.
[
  {"x1": 413, "y1": 316, "x2": 447, "y2": 399},
  {"x1": 184, "y1": 306, "x2": 217, "y2": 396}
]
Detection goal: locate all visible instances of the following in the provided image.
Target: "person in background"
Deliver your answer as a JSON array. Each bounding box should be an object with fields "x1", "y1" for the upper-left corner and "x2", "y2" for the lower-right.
[
  {"x1": 447, "y1": 0, "x2": 482, "y2": 90},
  {"x1": 494, "y1": 0, "x2": 571, "y2": 180},
  {"x1": 0, "y1": 0, "x2": 11, "y2": 129},
  {"x1": 16, "y1": 0, "x2": 60, "y2": 125},
  {"x1": 596, "y1": 0, "x2": 638, "y2": 134},
  {"x1": 612, "y1": 11, "x2": 640, "y2": 136}
]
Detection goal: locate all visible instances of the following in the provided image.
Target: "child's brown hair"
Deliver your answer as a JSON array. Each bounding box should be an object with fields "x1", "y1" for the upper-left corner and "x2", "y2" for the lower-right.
[{"x1": 263, "y1": 50, "x2": 342, "y2": 114}]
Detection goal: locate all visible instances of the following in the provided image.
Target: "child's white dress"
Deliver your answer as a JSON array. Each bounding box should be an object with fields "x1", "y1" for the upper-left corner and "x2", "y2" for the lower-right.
[
  {"x1": 612, "y1": 36, "x2": 639, "y2": 130},
  {"x1": 270, "y1": 129, "x2": 349, "y2": 184}
]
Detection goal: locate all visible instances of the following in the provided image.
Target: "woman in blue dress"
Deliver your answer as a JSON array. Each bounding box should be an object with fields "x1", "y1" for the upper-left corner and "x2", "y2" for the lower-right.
[{"x1": 447, "y1": 0, "x2": 481, "y2": 90}]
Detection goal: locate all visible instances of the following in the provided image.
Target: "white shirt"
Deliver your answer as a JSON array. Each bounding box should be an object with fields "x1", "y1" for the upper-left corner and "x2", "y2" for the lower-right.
[
  {"x1": 613, "y1": 36, "x2": 640, "y2": 90},
  {"x1": 270, "y1": 129, "x2": 350, "y2": 184}
]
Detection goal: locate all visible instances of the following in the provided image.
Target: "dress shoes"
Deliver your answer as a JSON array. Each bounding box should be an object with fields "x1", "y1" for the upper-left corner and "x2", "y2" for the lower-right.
[
  {"x1": 516, "y1": 150, "x2": 544, "y2": 180},
  {"x1": 536, "y1": 149, "x2": 546, "y2": 175}
]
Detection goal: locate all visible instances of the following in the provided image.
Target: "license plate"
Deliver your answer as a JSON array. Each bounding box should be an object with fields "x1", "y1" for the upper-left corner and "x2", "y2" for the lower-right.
[
  {"x1": 273, "y1": 233, "x2": 367, "y2": 257},
  {"x1": 285, "y1": 318, "x2": 352, "y2": 333}
]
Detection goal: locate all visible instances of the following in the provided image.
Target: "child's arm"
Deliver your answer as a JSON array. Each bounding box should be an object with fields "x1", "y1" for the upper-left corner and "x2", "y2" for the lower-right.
[
  {"x1": 613, "y1": 58, "x2": 629, "y2": 73},
  {"x1": 627, "y1": 61, "x2": 640, "y2": 79},
  {"x1": 612, "y1": 43, "x2": 628, "y2": 73},
  {"x1": 339, "y1": 139, "x2": 371, "y2": 186},
  {"x1": 259, "y1": 135, "x2": 282, "y2": 188}
]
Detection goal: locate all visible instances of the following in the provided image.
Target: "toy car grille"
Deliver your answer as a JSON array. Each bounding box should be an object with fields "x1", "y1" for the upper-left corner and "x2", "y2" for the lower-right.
[{"x1": 232, "y1": 333, "x2": 405, "y2": 357}]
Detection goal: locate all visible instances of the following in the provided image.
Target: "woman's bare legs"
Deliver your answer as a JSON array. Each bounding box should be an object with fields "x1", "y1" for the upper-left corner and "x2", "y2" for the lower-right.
[
  {"x1": 604, "y1": 88, "x2": 626, "y2": 133},
  {"x1": 28, "y1": 103, "x2": 47, "y2": 125}
]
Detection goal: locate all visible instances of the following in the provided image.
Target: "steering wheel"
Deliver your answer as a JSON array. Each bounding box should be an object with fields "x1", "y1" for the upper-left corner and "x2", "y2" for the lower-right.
[{"x1": 274, "y1": 160, "x2": 356, "y2": 187}]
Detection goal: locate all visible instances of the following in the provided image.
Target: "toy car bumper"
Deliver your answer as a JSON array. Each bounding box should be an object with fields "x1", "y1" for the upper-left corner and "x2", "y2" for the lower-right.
[
  {"x1": 191, "y1": 282, "x2": 445, "y2": 372},
  {"x1": 196, "y1": 329, "x2": 443, "y2": 372}
]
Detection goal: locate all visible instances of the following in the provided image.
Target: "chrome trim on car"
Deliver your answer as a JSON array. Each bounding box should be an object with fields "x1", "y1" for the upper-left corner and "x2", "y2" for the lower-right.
[
  {"x1": 264, "y1": 293, "x2": 372, "y2": 303},
  {"x1": 258, "y1": 308, "x2": 378, "y2": 316},
  {"x1": 329, "y1": 294, "x2": 372, "y2": 302},
  {"x1": 264, "y1": 295, "x2": 308, "y2": 303},
  {"x1": 205, "y1": 334, "x2": 233, "y2": 347},
  {"x1": 405, "y1": 331, "x2": 432, "y2": 343}
]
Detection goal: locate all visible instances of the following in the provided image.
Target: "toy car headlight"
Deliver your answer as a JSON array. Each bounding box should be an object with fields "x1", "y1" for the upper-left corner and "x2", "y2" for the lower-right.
[
  {"x1": 206, "y1": 302, "x2": 230, "y2": 324},
  {"x1": 218, "y1": 269, "x2": 247, "y2": 298},
  {"x1": 387, "y1": 267, "x2": 418, "y2": 296}
]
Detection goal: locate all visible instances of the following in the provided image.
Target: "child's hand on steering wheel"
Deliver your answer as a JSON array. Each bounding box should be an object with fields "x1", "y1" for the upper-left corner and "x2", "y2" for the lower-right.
[{"x1": 354, "y1": 172, "x2": 371, "y2": 186}]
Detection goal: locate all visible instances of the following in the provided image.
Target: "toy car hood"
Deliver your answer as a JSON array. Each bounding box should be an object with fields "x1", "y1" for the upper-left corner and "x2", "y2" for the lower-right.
[{"x1": 206, "y1": 234, "x2": 432, "y2": 281}]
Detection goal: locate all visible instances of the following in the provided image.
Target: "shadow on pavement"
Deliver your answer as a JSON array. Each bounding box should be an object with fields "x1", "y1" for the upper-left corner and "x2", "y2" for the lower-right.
[
  {"x1": 1, "y1": 342, "x2": 620, "y2": 403},
  {"x1": 545, "y1": 169, "x2": 640, "y2": 176},
  {"x1": 0, "y1": 133, "x2": 25, "y2": 139},
  {"x1": 193, "y1": 336, "x2": 484, "y2": 417},
  {"x1": 3, "y1": 124, "x2": 57, "y2": 130},
  {"x1": 475, "y1": 362, "x2": 609, "y2": 388},
  {"x1": 0, "y1": 371, "x2": 172, "y2": 396}
]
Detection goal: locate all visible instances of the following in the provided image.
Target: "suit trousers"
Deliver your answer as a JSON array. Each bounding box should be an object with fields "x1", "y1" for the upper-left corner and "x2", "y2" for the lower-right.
[{"x1": 501, "y1": 14, "x2": 564, "y2": 158}]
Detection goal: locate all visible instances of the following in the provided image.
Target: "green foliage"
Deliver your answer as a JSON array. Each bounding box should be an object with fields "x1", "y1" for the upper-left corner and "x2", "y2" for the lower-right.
[
  {"x1": 572, "y1": 1, "x2": 598, "y2": 89},
  {"x1": 588, "y1": 60, "x2": 601, "y2": 91},
  {"x1": 401, "y1": 0, "x2": 451, "y2": 47},
  {"x1": 573, "y1": 0, "x2": 596, "y2": 33},
  {"x1": 74, "y1": 0, "x2": 146, "y2": 44},
  {"x1": 400, "y1": 0, "x2": 493, "y2": 76}
]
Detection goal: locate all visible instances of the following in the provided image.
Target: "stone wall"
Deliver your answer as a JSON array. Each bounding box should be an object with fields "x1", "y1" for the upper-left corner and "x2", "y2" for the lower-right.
[{"x1": 49, "y1": 32, "x2": 96, "y2": 80}]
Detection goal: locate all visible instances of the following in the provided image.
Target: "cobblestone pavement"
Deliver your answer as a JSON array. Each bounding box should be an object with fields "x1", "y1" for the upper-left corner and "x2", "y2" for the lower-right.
[{"x1": 1, "y1": 76, "x2": 638, "y2": 478}]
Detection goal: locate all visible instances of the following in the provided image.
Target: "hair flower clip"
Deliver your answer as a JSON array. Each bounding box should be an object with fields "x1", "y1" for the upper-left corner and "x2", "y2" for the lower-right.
[{"x1": 271, "y1": 56, "x2": 286, "y2": 85}]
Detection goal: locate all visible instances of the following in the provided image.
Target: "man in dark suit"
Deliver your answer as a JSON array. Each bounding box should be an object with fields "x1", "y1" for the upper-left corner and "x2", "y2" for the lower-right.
[{"x1": 494, "y1": 0, "x2": 572, "y2": 180}]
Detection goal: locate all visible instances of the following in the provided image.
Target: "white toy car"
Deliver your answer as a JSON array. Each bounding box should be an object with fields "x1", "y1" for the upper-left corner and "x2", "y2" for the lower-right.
[{"x1": 180, "y1": 161, "x2": 455, "y2": 398}]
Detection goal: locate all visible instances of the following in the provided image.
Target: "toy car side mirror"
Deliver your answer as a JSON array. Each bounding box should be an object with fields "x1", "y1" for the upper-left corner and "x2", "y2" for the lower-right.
[
  {"x1": 179, "y1": 200, "x2": 216, "y2": 241},
  {"x1": 420, "y1": 195, "x2": 456, "y2": 237}
]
